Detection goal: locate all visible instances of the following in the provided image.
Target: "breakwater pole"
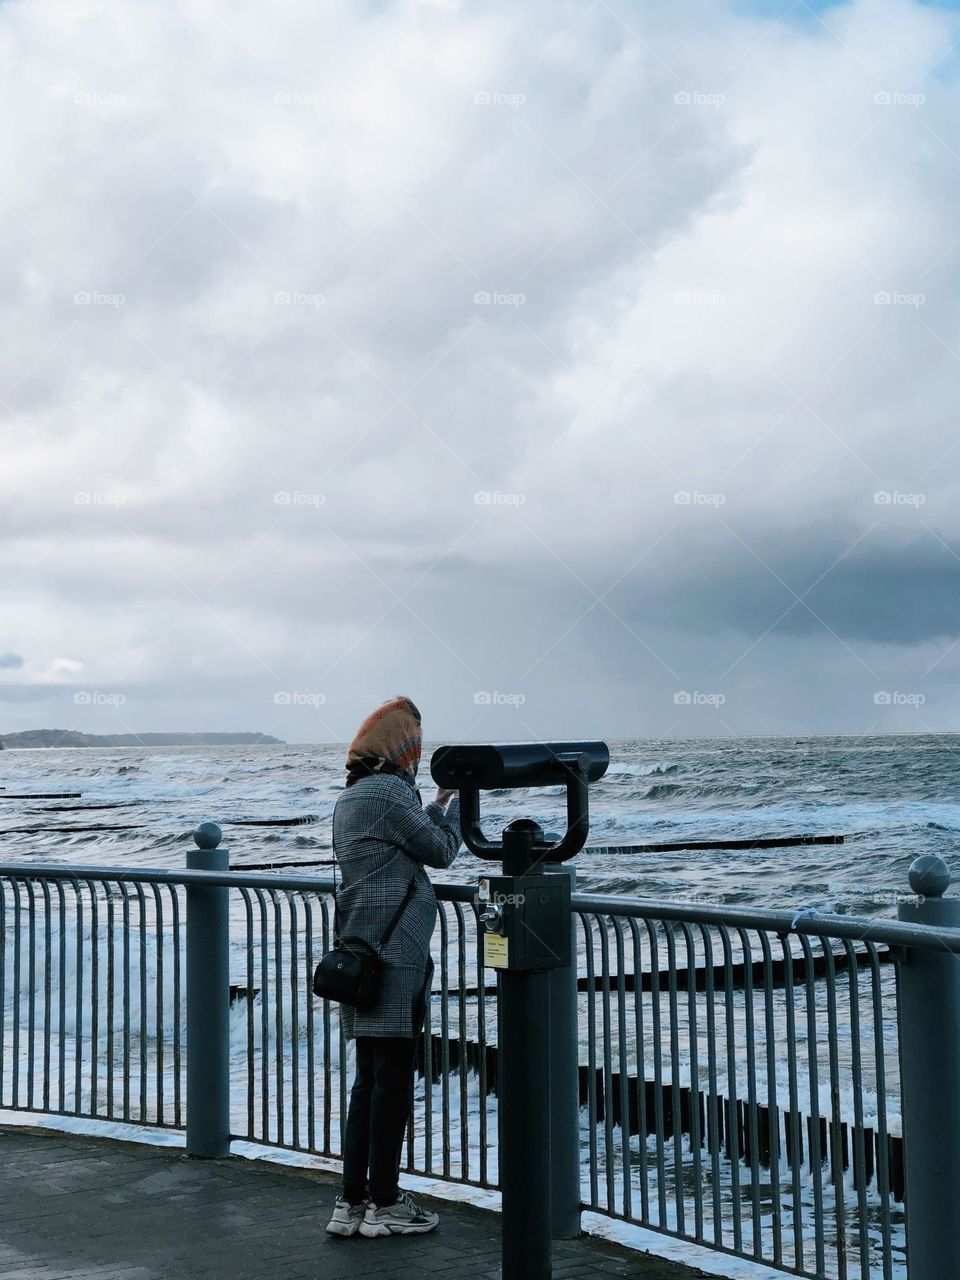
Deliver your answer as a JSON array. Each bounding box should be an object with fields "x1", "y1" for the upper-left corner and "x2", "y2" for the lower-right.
[{"x1": 898, "y1": 855, "x2": 960, "y2": 1280}]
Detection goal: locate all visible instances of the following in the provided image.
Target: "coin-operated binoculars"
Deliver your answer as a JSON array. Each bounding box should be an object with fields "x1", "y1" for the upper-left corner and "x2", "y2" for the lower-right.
[{"x1": 431, "y1": 741, "x2": 609, "y2": 1280}]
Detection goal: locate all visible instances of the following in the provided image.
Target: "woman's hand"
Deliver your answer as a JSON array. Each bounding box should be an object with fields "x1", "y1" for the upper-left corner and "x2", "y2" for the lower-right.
[{"x1": 435, "y1": 787, "x2": 457, "y2": 807}]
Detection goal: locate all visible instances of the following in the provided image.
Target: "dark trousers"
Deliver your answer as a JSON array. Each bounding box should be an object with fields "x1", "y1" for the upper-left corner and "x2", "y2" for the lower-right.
[{"x1": 342, "y1": 1035, "x2": 417, "y2": 1207}]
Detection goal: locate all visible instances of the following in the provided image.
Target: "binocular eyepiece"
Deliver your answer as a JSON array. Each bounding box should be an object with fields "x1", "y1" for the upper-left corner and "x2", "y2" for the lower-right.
[
  {"x1": 430, "y1": 741, "x2": 609, "y2": 865},
  {"x1": 430, "y1": 740, "x2": 609, "y2": 792}
]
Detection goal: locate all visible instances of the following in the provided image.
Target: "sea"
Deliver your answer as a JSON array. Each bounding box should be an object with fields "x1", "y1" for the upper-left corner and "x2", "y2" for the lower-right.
[
  {"x1": 1, "y1": 732, "x2": 958, "y2": 915},
  {"x1": 2, "y1": 732, "x2": 954, "y2": 1278}
]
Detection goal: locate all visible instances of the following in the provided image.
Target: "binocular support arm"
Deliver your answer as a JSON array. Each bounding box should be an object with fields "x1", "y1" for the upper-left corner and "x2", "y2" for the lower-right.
[{"x1": 457, "y1": 752, "x2": 591, "y2": 864}]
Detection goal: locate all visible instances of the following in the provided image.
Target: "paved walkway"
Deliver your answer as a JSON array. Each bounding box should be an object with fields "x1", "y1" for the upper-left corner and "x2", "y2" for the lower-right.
[{"x1": 0, "y1": 1126, "x2": 709, "y2": 1279}]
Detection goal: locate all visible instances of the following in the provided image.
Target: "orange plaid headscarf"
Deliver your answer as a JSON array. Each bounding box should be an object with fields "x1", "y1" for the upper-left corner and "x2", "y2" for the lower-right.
[{"x1": 345, "y1": 696, "x2": 423, "y2": 785}]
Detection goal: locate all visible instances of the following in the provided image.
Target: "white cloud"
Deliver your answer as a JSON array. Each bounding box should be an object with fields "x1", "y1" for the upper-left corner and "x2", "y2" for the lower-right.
[{"x1": 2, "y1": 0, "x2": 960, "y2": 738}]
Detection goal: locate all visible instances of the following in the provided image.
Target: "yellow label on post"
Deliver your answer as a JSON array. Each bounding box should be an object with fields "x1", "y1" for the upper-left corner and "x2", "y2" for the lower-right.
[{"x1": 484, "y1": 932, "x2": 509, "y2": 969}]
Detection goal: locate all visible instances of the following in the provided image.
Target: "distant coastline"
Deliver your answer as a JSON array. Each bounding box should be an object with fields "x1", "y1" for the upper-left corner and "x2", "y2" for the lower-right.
[{"x1": 0, "y1": 730, "x2": 285, "y2": 750}]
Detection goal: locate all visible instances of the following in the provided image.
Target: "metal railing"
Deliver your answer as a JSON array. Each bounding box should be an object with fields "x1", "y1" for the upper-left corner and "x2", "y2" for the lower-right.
[{"x1": 2, "y1": 849, "x2": 959, "y2": 1280}]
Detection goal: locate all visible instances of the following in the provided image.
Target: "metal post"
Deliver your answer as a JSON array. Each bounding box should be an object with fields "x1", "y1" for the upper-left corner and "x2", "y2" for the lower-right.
[
  {"x1": 547, "y1": 863, "x2": 580, "y2": 1238},
  {"x1": 499, "y1": 823, "x2": 552, "y2": 1280},
  {"x1": 186, "y1": 821, "x2": 231, "y2": 1158},
  {"x1": 897, "y1": 854, "x2": 960, "y2": 1280}
]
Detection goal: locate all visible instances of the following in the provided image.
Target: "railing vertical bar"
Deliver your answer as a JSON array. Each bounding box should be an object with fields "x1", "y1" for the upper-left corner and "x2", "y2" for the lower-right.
[
  {"x1": 321, "y1": 896, "x2": 333, "y2": 1155},
  {"x1": 841, "y1": 941, "x2": 871, "y2": 1280},
  {"x1": 455, "y1": 903, "x2": 469, "y2": 1183},
  {"x1": 473, "y1": 901, "x2": 488, "y2": 1187},
  {"x1": 824, "y1": 944, "x2": 847, "y2": 1280},
  {"x1": 679, "y1": 923, "x2": 703, "y2": 1244},
  {"x1": 799, "y1": 933, "x2": 826, "y2": 1279},
  {"x1": 338, "y1": 1008, "x2": 348, "y2": 1158},
  {"x1": 869, "y1": 948, "x2": 894, "y2": 1280},
  {"x1": 169, "y1": 885, "x2": 182, "y2": 1128},
  {"x1": 120, "y1": 884, "x2": 131, "y2": 1122},
  {"x1": 106, "y1": 884, "x2": 115, "y2": 1119},
  {"x1": 55, "y1": 881, "x2": 67, "y2": 1114},
  {"x1": 150, "y1": 884, "x2": 164, "y2": 1127},
  {"x1": 40, "y1": 880, "x2": 53, "y2": 1113},
  {"x1": 719, "y1": 927, "x2": 743, "y2": 1255},
  {"x1": 255, "y1": 889, "x2": 270, "y2": 1142},
  {"x1": 0, "y1": 880, "x2": 6, "y2": 1109},
  {"x1": 303, "y1": 896, "x2": 316, "y2": 1153},
  {"x1": 89, "y1": 884, "x2": 99, "y2": 1117},
  {"x1": 272, "y1": 892, "x2": 286, "y2": 1146},
  {"x1": 73, "y1": 882, "x2": 83, "y2": 1116},
  {"x1": 26, "y1": 882, "x2": 36, "y2": 1110},
  {"x1": 699, "y1": 926, "x2": 723, "y2": 1247},
  {"x1": 239, "y1": 889, "x2": 256, "y2": 1141},
  {"x1": 758, "y1": 931, "x2": 783, "y2": 1267},
  {"x1": 735, "y1": 926, "x2": 763, "y2": 1260},
  {"x1": 612, "y1": 918, "x2": 632, "y2": 1221},
  {"x1": 580, "y1": 913, "x2": 599, "y2": 1211},
  {"x1": 780, "y1": 934, "x2": 804, "y2": 1271},
  {"x1": 599, "y1": 917, "x2": 616, "y2": 1213},
  {"x1": 0, "y1": 881, "x2": 7, "y2": 1108},
  {"x1": 663, "y1": 923, "x2": 685, "y2": 1237},
  {"x1": 12, "y1": 886, "x2": 22, "y2": 1109},
  {"x1": 643, "y1": 918, "x2": 668, "y2": 1231},
  {"x1": 287, "y1": 892, "x2": 301, "y2": 1148},
  {"x1": 430, "y1": 906, "x2": 445, "y2": 1172},
  {"x1": 627, "y1": 918, "x2": 649, "y2": 1225},
  {"x1": 136, "y1": 884, "x2": 148, "y2": 1124}
]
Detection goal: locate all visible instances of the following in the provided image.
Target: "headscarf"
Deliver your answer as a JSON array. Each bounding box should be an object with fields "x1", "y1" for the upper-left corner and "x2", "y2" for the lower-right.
[{"x1": 345, "y1": 695, "x2": 423, "y2": 787}]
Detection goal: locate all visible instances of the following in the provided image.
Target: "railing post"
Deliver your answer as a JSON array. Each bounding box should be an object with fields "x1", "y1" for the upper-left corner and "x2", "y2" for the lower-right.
[
  {"x1": 186, "y1": 821, "x2": 231, "y2": 1158},
  {"x1": 897, "y1": 854, "x2": 960, "y2": 1280},
  {"x1": 547, "y1": 863, "x2": 581, "y2": 1238}
]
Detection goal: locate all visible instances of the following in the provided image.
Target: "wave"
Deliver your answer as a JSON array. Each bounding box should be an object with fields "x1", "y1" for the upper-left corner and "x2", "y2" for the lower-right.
[
  {"x1": 607, "y1": 762, "x2": 679, "y2": 779},
  {"x1": 643, "y1": 783, "x2": 683, "y2": 800}
]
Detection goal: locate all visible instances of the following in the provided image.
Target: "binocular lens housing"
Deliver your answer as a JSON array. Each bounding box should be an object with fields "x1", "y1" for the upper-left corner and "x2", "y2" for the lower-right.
[{"x1": 431, "y1": 741, "x2": 609, "y2": 791}]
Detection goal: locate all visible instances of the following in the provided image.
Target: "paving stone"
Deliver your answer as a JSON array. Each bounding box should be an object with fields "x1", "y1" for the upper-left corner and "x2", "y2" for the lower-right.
[{"x1": 0, "y1": 1126, "x2": 707, "y2": 1279}]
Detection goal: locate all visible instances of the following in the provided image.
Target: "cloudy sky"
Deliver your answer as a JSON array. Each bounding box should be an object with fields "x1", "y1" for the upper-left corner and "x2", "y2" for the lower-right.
[{"x1": 2, "y1": 0, "x2": 960, "y2": 744}]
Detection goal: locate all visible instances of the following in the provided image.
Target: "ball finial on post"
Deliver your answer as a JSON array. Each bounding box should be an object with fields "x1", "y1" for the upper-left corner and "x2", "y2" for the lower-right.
[
  {"x1": 908, "y1": 854, "x2": 951, "y2": 898},
  {"x1": 193, "y1": 821, "x2": 223, "y2": 851}
]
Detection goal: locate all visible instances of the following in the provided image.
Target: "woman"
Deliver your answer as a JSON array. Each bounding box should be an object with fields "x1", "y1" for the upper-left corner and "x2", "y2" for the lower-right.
[{"x1": 326, "y1": 695, "x2": 460, "y2": 1239}]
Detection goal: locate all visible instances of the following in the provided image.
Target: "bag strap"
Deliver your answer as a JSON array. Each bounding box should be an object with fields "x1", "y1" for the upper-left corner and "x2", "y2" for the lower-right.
[{"x1": 376, "y1": 877, "x2": 417, "y2": 955}]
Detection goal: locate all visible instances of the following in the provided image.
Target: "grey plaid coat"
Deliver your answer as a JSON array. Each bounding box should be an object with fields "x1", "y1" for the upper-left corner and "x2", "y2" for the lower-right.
[{"x1": 333, "y1": 773, "x2": 461, "y2": 1039}]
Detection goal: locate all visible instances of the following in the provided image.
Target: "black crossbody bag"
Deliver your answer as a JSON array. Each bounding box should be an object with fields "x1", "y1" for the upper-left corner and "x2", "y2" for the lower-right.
[{"x1": 312, "y1": 875, "x2": 416, "y2": 1010}]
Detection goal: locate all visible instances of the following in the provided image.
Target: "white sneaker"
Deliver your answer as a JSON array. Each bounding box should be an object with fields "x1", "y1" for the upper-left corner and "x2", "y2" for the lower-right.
[
  {"x1": 359, "y1": 1190, "x2": 440, "y2": 1237},
  {"x1": 326, "y1": 1195, "x2": 366, "y2": 1237}
]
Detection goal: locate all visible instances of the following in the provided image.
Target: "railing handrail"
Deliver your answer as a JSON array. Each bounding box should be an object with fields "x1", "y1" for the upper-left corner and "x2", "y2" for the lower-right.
[{"x1": 1, "y1": 859, "x2": 959, "y2": 955}]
